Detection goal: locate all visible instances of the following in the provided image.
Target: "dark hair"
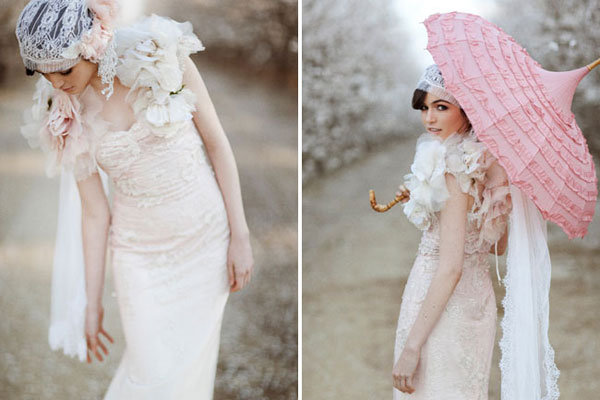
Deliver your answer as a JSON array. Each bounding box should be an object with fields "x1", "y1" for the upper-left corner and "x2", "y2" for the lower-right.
[
  {"x1": 411, "y1": 89, "x2": 427, "y2": 110},
  {"x1": 25, "y1": 68, "x2": 35, "y2": 76}
]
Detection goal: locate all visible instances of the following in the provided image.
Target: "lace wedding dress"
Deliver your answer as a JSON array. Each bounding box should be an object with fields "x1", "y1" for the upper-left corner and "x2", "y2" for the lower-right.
[
  {"x1": 393, "y1": 131, "x2": 512, "y2": 399},
  {"x1": 24, "y1": 15, "x2": 230, "y2": 399}
]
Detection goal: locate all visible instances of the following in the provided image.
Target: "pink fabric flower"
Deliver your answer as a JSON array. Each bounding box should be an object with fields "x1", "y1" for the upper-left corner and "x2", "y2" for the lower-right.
[
  {"x1": 79, "y1": 20, "x2": 113, "y2": 62},
  {"x1": 70, "y1": 0, "x2": 119, "y2": 62},
  {"x1": 42, "y1": 92, "x2": 83, "y2": 163},
  {"x1": 86, "y1": 0, "x2": 120, "y2": 27}
]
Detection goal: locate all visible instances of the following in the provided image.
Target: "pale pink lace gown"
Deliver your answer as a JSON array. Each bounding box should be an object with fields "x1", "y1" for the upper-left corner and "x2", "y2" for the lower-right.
[
  {"x1": 83, "y1": 17, "x2": 229, "y2": 400},
  {"x1": 21, "y1": 14, "x2": 230, "y2": 400},
  {"x1": 393, "y1": 132, "x2": 512, "y2": 399}
]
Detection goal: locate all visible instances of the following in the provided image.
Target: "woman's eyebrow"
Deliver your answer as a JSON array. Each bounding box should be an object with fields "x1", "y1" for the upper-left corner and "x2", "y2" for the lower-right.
[{"x1": 431, "y1": 99, "x2": 450, "y2": 105}]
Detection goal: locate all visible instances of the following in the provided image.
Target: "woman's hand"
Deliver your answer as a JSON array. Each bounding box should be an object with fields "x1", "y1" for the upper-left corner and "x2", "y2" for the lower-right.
[
  {"x1": 392, "y1": 345, "x2": 420, "y2": 394},
  {"x1": 396, "y1": 184, "x2": 411, "y2": 203},
  {"x1": 85, "y1": 305, "x2": 114, "y2": 363},
  {"x1": 227, "y1": 234, "x2": 254, "y2": 292}
]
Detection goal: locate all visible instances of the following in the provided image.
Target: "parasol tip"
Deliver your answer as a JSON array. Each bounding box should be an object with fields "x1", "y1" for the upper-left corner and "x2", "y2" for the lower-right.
[{"x1": 586, "y1": 57, "x2": 600, "y2": 71}]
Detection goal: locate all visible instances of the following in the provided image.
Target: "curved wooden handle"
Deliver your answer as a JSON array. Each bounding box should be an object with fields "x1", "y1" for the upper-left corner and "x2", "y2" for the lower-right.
[
  {"x1": 587, "y1": 57, "x2": 600, "y2": 71},
  {"x1": 369, "y1": 189, "x2": 407, "y2": 212}
]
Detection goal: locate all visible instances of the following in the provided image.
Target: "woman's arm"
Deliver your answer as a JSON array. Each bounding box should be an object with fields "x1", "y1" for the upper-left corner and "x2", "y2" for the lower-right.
[
  {"x1": 77, "y1": 172, "x2": 113, "y2": 362},
  {"x1": 182, "y1": 56, "x2": 254, "y2": 292},
  {"x1": 393, "y1": 173, "x2": 469, "y2": 393}
]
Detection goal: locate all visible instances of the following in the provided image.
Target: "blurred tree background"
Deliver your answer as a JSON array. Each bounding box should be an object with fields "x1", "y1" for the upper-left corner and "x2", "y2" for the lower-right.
[
  {"x1": 302, "y1": 0, "x2": 600, "y2": 185},
  {"x1": 0, "y1": 0, "x2": 30, "y2": 82},
  {"x1": 149, "y1": 0, "x2": 297, "y2": 86},
  {"x1": 302, "y1": 0, "x2": 418, "y2": 184}
]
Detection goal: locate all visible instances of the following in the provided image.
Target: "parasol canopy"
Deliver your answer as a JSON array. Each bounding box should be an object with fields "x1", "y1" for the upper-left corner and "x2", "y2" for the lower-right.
[{"x1": 424, "y1": 12, "x2": 598, "y2": 239}]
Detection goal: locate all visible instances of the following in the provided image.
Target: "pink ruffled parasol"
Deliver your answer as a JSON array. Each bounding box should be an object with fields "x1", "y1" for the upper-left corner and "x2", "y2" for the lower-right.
[{"x1": 424, "y1": 12, "x2": 598, "y2": 239}]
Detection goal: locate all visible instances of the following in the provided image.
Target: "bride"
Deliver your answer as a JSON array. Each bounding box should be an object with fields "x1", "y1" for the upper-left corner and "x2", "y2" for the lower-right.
[{"x1": 16, "y1": 0, "x2": 253, "y2": 398}]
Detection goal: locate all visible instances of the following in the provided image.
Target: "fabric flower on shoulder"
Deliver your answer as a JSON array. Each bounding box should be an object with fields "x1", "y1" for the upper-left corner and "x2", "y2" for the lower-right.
[
  {"x1": 21, "y1": 77, "x2": 54, "y2": 149},
  {"x1": 402, "y1": 134, "x2": 449, "y2": 230},
  {"x1": 444, "y1": 131, "x2": 488, "y2": 193},
  {"x1": 21, "y1": 77, "x2": 96, "y2": 180},
  {"x1": 115, "y1": 15, "x2": 204, "y2": 136}
]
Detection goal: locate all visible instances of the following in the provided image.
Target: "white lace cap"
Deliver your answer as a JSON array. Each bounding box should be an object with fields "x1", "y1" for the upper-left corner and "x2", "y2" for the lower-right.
[
  {"x1": 16, "y1": 0, "x2": 92, "y2": 73},
  {"x1": 16, "y1": 0, "x2": 117, "y2": 98},
  {"x1": 416, "y1": 64, "x2": 460, "y2": 107}
]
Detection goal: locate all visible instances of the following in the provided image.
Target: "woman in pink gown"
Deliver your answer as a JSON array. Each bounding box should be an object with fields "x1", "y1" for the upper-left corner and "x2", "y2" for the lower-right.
[
  {"x1": 392, "y1": 65, "x2": 512, "y2": 399},
  {"x1": 16, "y1": 0, "x2": 253, "y2": 398}
]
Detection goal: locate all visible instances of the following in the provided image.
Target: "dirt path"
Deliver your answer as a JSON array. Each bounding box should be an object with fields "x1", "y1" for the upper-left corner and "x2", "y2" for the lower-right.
[
  {"x1": 0, "y1": 60, "x2": 297, "y2": 400},
  {"x1": 303, "y1": 138, "x2": 600, "y2": 399}
]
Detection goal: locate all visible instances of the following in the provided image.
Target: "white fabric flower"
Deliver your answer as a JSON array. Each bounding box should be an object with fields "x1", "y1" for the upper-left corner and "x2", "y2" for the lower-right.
[
  {"x1": 21, "y1": 77, "x2": 54, "y2": 149},
  {"x1": 403, "y1": 135, "x2": 449, "y2": 230},
  {"x1": 115, "y1": 15, "x2": 203, "y2": 137},
  {"x1": 402, "y1": 131, "x2": 489, "y2": 230}
]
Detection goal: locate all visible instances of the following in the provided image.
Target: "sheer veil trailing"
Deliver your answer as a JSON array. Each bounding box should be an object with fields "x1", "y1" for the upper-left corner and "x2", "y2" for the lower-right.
[
  {"x1": 48, "y1": 170, "x2": 109, "y2": 362},
  {"x1": 499, "y1": 185, "x2": 560, "y2": 400}
]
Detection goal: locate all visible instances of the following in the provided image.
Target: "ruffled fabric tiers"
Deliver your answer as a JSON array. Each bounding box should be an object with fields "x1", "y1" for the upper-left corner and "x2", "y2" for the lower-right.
[
  {"x1": 424, "y1": 12, "x2": 597, "y2": 239},
  {"x1": 403, "y1": 131, "x2": 512, "y2": 251}
]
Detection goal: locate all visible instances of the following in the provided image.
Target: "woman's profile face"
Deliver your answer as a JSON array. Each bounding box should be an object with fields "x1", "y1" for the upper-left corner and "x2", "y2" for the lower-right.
[
  {"x1": 419, "y1": 92, "x2": 469, "y2": 140},
  {"x1": 41, "y1": 59, "x2": 98, "y2": 95}
]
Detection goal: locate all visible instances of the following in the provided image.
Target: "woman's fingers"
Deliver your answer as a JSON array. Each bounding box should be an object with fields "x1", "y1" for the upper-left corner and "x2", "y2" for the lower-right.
[
  {"x1": 85, "y1": 329, "x2": 114, "y2": 363},
  {"x1": 229, "y1": 262, "x2": 254, "y2": 292},
  {"x1": 227, "y1": 260, "x2": 235, "y2": 287},
  {"x1": 87, "y1": 336, "x2": 103, "y2": 362},
  {"x1": 392, "y1": 374, "x2": 412, "y2": 393},
  {"x1": 406, "y1": 375, "x2": 415, "y2": 393},
  {"x1": 99, "y1": 327, "x2": 114, "y2": 344},
  {"x1": 229, "y1": 268, "x2": 240, "y2": 292},
  {"x1": 97, "y1": 336, "x2": 108, "y2": 356}
]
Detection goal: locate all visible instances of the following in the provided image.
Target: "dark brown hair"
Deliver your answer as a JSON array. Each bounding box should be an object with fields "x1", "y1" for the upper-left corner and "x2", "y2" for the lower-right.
[
  {"x1": 411, "y1": 89, "x2": 428, "y2": 110},
  {"x1": 25, "y1": 68, "x2": 35, "y2": 76}
]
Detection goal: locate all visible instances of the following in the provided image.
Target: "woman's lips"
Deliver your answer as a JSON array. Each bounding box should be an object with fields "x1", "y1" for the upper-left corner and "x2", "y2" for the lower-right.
[{"x1": 427, "y1": 127, "x2": 441, "y2": 133}]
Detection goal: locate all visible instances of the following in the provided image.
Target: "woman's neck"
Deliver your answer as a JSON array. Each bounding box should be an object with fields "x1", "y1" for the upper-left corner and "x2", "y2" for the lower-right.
[{"x1": 88, "y1": 72, "x2": 105, "y2": 94}]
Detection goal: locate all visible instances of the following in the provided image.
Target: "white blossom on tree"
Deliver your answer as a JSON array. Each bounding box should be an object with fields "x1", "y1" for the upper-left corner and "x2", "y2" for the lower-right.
[{"x1": 302, "y1": 0, "x2": 419, "y2": 183}]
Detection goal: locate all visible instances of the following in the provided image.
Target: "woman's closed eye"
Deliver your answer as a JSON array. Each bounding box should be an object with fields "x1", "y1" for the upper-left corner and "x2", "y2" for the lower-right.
[{"x1": 60, "y1": 68, "x2": 72, "y2": 76}]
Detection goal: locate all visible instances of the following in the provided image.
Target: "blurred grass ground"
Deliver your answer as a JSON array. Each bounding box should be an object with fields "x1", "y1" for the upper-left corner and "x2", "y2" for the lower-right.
[
  {"x1": 0, "y1": 58, "x2": 297, "y2": 400},
  {"x1": 302, "y1": 138, "x2": 600, "y2": 399}
]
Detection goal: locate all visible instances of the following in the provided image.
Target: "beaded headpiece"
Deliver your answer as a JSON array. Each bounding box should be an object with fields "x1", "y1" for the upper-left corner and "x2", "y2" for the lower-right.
[{"x1": 416, "y1": 64, "x2": 460, "y2": 107}]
